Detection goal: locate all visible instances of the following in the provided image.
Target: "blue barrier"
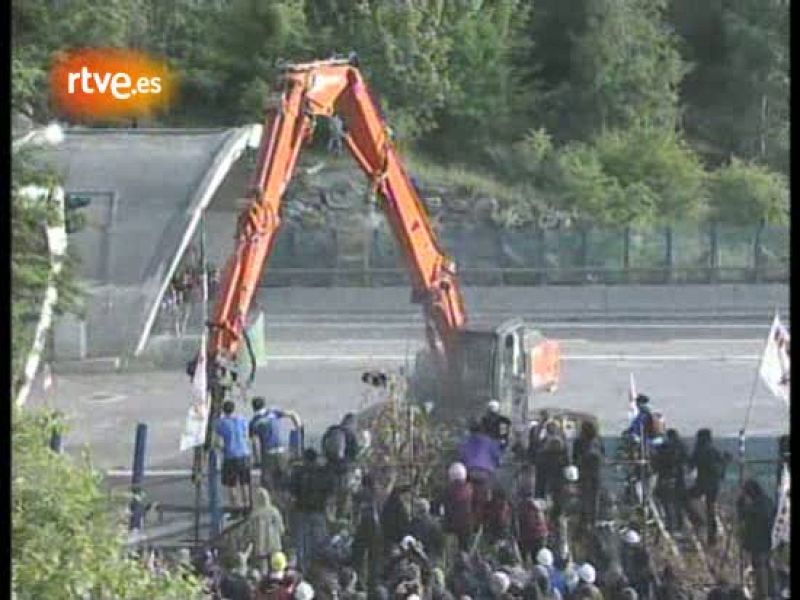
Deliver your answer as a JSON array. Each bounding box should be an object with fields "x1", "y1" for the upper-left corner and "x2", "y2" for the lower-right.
[{"x1": 128, "y1": 423, "x2": 148, "y2": 531}]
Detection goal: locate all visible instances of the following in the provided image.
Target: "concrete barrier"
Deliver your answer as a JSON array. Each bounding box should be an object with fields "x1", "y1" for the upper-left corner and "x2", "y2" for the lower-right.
[
  {"x1": 254, "y1": 284, "x2": 789, "y2": 319},
  {"x1": 52, "y1": 283, "x2": 789, "y2": 365}
]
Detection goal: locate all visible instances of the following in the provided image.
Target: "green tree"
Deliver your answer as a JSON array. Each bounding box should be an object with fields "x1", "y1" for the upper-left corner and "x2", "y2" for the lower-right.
[
  {"x1": 11, "y1": 0, "x2": 145, "y2": 119},
  {"x1": 668, "y1": 0, "x2": 789, "y2": 174},
  {"x1": 12, "y1": 409, "x2": 204, "y2": 598},
  {"x1": 591, "y1": 126, "x2": 707, "y2": 222},
  {"x1": 527, "y1": 0, "x2": 687, "y2": 141},
  {"x1": 424, "y1": 0, "x2": 531, "y2": 159},
  {"x1": 707, "y1": 158, "x2": 788, "y2": 225}
]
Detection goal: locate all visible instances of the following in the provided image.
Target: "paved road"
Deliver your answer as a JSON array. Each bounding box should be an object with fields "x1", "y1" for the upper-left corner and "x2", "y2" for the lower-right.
[{"x1": 27, "y1": 315, "x2": 788, "y2": 473}]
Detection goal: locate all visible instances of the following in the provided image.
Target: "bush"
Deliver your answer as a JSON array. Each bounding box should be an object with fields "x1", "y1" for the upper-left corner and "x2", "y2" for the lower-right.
[{"x1": 12, "y1": 409, "x2": 205, "y2": 599}]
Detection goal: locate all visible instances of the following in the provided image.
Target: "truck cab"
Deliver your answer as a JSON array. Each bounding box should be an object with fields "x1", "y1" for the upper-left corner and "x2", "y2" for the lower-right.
[{"x1": 416, "y1": 319, "x2": 560, "y2": 426}]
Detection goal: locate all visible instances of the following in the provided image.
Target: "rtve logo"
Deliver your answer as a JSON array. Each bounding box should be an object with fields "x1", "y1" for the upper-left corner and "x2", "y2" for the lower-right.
[
  {"x1": 67, "y1": 66, "x2": 162, "y2": 100},
  {"x1": 51, "y1": 48, "x2": 175, "y2": 121}
]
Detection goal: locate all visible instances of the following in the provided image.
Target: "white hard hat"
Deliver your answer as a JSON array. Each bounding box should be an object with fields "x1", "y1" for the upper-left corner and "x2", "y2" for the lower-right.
[
  {"x1": 489, "y1": 571, "x2": 511, "y2": 595},
  {"x1": 448, "y1": 462, "x2": 467, "y2": 482},
  {"x1": 564, "y1": 465, "x2": 579, "y2": 482},
  {"x1": 578, "y1": 563, "x2": 596, "y2": 584},
  {"x1": 294, "y1": 581, "x2": 315, "y2": 600},
  {"x1": 536, "y1": 548, "x2": 554, "y2": 567},
  {"x1": 623, "y1": 529, "x2": 641, "y2": 545},
  {"x1": 488, "y1": 400, "x2": 500, "y2": 413}
]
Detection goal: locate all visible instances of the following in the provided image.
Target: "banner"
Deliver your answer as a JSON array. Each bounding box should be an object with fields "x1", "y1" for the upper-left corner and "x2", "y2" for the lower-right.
[
  {"x1": 179, "y1": 333, "x2": 209, "y2": 451},
  {"x1": 246, "y1": 311, "x2": 269, "y2": 368},
  {"x1": 759, "y1": 313, "x2": 790, "y2": 404},
  {"x1": 628, "y1": 373, "x2": 639, "y2": 421},
  {"x1": 772, "y1": 464, "x2": 790, "y2": 549}
]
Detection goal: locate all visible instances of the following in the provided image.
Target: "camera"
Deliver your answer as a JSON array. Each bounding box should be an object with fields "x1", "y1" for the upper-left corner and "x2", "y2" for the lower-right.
[{"x1": 362, "y1": 370, "x2": 389, "y2": 388}]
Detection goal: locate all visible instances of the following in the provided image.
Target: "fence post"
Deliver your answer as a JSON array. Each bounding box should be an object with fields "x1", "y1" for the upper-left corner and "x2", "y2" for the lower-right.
[
  {"x1": 128, "y1": 423, "x2": 148, "y2": 532},
  {"x1": 208, "y1": 448, "x2": 222, "y2": 537},
  {"x1": 753, "y1": 221, "x2": 764, "y2": 283},
  {"x1": 623, "y1": 226, "x2": 631, "y2": 284},
  {"x1": 665, "y1": 226, "x2": 674, "y2": 283},
  {"x1": 709, "y1": 223, "x2": 719, "y2": 283},
  {"x1": 580, "y1": 227, "x2": 589, "y2": 283}
]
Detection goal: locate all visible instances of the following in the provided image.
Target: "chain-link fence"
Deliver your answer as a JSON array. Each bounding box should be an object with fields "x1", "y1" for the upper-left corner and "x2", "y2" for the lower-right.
[{"x1": 259, "y1": 223, "x2": 789, "y2": 287}]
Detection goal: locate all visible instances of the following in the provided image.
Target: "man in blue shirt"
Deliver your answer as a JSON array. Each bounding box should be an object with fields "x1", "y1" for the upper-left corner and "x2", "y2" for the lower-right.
[
  {"x1": 249, "y1": 396, "x2": 286, "y2": 492},
  {"x1": 215, "y1": 400, "x2": 252, "y2": 511}
]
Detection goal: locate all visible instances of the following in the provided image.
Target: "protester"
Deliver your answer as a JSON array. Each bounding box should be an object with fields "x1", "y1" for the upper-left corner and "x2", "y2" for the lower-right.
[
  {"x1": 442, "y1": 462, "x2": 475, "y2": 551},
  {"x1": 652, "y1": 429, "x2": 689, "y2": 533},
  {"x1": 380, "y1": 484, "x2": 414, "y2": 555},
  {"x1": 535, "y1": 422, "x2": 569, "y2": 511},
  {"x1": 736, "y1": 479, "x2": 775, "y2": 600},
  {"x1": 625, "y1": 396, "x2": 655, "y2": 444},
  {"x1": 458, "y1": 420, "x2": 502, "y2": 517},
  {"x1": 481, "y1": 400, "x2": 513, "y2": 451},
  {"x1": 576, "y1": 563, "x2": 603, "y2": 600},
  {"x1": 251, "y1": 487, "x2": 286, "y2": 575},
  {"x1": 322, "y1": 413, "x2": 361, "y2": 520},
  {"x1": 288, "y1": 448, "x2": 336, "y2": 573},
  {"x1": 250, "y1": 397, "x2": 287, "y2": 493},
  {"x1": 620, "y1": 530, "x2": 655, "y2": 600},
  {"x1": 686, "y1": 429, "x2": 728, "y2": 546},
  {"x1": 573, "y1": 421, "x2": 605, "y2": 530},
  {"x1": 517, "y1": 494, "x2": 549, "y2": 564},
  {"x1": 215, "y1": 399, "x2": 253, "y2": 510}
]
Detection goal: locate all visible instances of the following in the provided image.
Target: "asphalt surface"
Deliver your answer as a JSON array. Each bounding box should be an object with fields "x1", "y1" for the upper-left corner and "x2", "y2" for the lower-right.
[{"x1": 28, "y1": 315, "x2": 788, "y2": 473}]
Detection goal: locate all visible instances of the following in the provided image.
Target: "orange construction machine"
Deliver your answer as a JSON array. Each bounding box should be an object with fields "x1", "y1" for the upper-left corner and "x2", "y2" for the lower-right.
[{"x1": 204, "y1": 55, "x2": 560, "y2": 428}]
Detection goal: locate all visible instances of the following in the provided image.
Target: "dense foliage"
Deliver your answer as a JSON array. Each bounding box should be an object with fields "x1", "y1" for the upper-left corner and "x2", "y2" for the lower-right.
[
  {"x1": 11, "y1": 152, "x2": 203, "y2": 597},
  {"x1": 12, "y1": 408, "x2": 205, "y2": 598},
  {"x1": 11, "y1": 0, "x2": 789, "y2": 226}
]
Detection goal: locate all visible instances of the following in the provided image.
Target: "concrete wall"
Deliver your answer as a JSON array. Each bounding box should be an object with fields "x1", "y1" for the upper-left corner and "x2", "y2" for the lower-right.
[{"x1": 254, "y1": 283, "x2": 790, "y2": 319}]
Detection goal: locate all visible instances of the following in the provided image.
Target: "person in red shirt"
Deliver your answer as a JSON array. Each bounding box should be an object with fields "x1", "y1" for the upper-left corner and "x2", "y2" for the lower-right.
[{"x1": 442, "y1": 462, "x2": 474, "y2": 551}]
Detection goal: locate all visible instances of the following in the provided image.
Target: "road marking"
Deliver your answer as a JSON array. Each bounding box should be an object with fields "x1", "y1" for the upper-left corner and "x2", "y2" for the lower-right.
[
  {"x1": 259, "y1": 353, "x2": 760, "y2": 362},
  {"x1": 265, "y1": 321, "x2": 778, "y2": 330},
  {"x1": 85, "y1": 392, "x2": 128, "y2": 405}
]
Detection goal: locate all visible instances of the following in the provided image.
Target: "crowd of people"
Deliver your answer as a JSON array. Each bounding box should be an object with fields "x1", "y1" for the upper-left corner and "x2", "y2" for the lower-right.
[{"x1": 157, "y1": 394, "x2": 788, "y2": 600}]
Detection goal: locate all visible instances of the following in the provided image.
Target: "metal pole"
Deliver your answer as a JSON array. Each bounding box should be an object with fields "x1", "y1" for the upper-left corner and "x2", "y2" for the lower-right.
[
  {"x1": 738, "y1": 429, "x2": 746, "y2": 587},
  {"x1": 209, "y1": 448, "x2": 222, "y2": 537},
  {"x1": 129, "y1": 423, "x2": 148, "y2": 531},
  {"x1": 193, "y1": 210, "x2": 209, "y2": 545}
]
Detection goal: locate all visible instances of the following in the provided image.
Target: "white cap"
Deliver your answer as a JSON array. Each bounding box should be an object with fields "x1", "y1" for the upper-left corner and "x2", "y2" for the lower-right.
[
  {"x1": 623, "y1": 529, "x2": 641, "y2": 545},
  {"x1": 294, "y1": 581, "x2": 315, "y2": 600},
  {"x1": 489, "y1": 571, "x2": 511, "y2": 595},
  {"x1": 536, "y1": 548, "x2": 554, "y2": 567},
  {"x1": 488, "y1": 400, "x2": 500, "y2": 414},
  {"x1": 578, "y1": 563, "x2": 596, "y2": 584},
  {"x1": 401, "y1": 535, "x2": 417, "y2": 550},
  {"x1": 564, "y1": 466, "x2": 579, "y2": 482},
  {"x1": 448, "y1": 462, "x2": 467, "y2": 482}
]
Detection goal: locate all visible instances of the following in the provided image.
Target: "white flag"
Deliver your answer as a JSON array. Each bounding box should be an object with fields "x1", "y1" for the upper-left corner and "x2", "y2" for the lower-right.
[
  {"x1": 628, "y1": 373, "x2": 639, "y2": 421},
  {"x1": 772, "y1": 464, "x2": 790, "y2": 549},
  {"x1": 180, "y1": 333, "x2": 210, "y2": 451},
  {"x1": 42, "y1": 362, "x2": 53, "y2": 391},
  {"x1": 759, "y1": 314, "x2": 790, "y2": 404}
]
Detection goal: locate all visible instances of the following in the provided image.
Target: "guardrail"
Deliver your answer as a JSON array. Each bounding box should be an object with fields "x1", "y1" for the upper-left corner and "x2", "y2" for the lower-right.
[{"x1": 259, "y1": 265, "x2": 789, "y2": 287}]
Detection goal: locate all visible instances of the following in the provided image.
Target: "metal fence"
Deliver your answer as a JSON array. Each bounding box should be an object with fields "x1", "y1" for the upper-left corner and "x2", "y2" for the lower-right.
[{"x1": 259, "y1": 223, "x2": 789, "y2": 287}]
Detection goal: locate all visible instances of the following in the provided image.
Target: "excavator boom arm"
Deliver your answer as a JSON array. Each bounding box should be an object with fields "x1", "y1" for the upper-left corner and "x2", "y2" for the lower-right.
[{"x1": 209, "y1": 59, "x2": 467, "y2": 370}]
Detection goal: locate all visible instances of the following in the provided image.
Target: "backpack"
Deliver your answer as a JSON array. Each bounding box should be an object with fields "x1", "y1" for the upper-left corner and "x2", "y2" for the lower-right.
[{"x1": 322, "y1": 425, "x2": 347, "y2": 463}]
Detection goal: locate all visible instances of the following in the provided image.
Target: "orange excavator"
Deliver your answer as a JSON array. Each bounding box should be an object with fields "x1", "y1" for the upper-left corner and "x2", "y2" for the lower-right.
[{"x1": 203, "y1": 56, "x2": 560, "y2": 431}]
